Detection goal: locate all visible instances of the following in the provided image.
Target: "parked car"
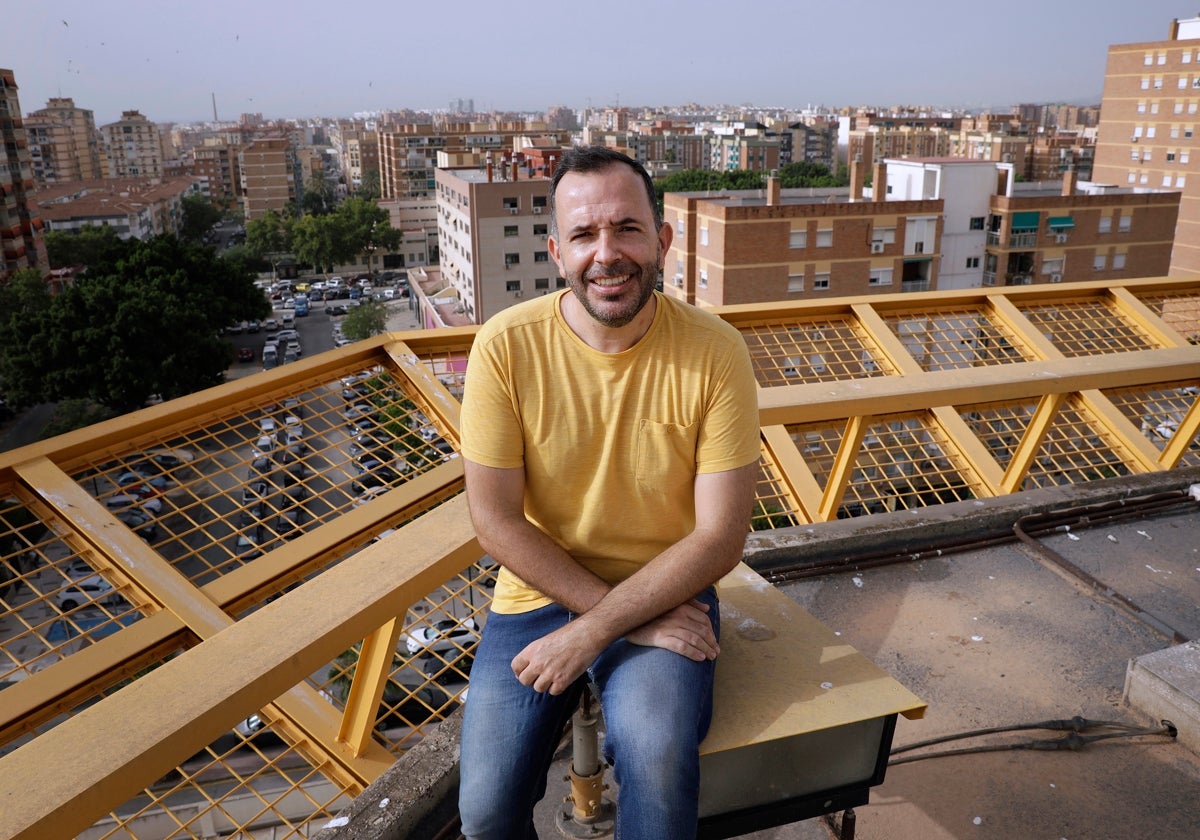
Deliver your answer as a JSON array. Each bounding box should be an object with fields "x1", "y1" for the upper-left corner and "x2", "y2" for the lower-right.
[
  {"x1": 105, "y1": 493, "x2": 163, "y2": 516},
  {"x1": 233, "y1": 532, "x2": 262, "y2": 559},
  {"x1": 237, "y1": 347, "x2": 255, "y2": 363},
  {"x1": 376, "y1": 681, "x2": 461, "y2": 732},
  {"x1": 404, "y1": 617, "x2": 480, "y2": 656},
  {"x1": 57, "y1": 574, "x2": 125, "y2": 611},
  {"x1": 116, "y1": 471, "x2": 172, "y2": 493},
  {"x1": 327, "y1": 304, "x2": 347, "y2": 316},
  {"x1": 252, "y1": 436, "x2": 276, "y2": 457}
]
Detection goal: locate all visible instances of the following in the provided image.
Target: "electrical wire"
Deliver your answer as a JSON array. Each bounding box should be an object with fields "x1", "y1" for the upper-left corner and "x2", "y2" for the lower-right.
[{"x1": 888, "y1": 716, "x2": 1177, "y2": 766}]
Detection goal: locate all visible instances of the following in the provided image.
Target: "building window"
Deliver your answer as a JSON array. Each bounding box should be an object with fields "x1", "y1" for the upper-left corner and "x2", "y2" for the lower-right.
[
  {"x1": 502, "y1": 197, "x2": 519, "y2": 210},
  {"x1": 676, "y1": 218, "x2": 685, "y2": 235},
  {"x1": 1139, "y1": 100, "x2": 1148, "y2": 111},
  {"x1": 1176, "y1": 103, "x2": 1185, "y2": 114},
  {"x1": 1186, "y1": 126, "x2": 1195, "y2": 138},
  {"x1": 1151, "y1": 102, "x2": 1160, "y2": 114},
  {"x1": 1042, "y1": 257, "x2": 1064, "y2": 275},
  {"x1": 1143, "y1": 150, "x2": 1153, "y2": 161},
  {"x1": 789, "y1": 230, "x2": 807, "y2": 248},
  {"x1": 1134, "y1": 126, "x2": 1144, "y2": 138},
  {"x1": 966, "y1": 256, "x2": 980, "y2": 269},
  {"x1": 1159, "y1": 52, "x2": 1168, "y2": 65},
  {"x1": 532, "y1": 196, "x2": 547, "y2": 209},
  {"x1": 1179, "y1": 78, "x2": 1189, "y2": 90},
  {"x1": 1145, "y1": 53, "x2": 1154, "y2": 65},
  {"x1": 1099, "y1": 216, "x2": 1112, "y2": 234},
  {"x1": 1128, "y1": 172, "x2": 1138, "y2": 184},
  {"x1": 875, "y1": 226, "x2": 896, "y2": 244},
  {"x1": 1164, "y1": 175, "x2": 1173, "y2": 186},
  {"x1": 1113, "y1": 253, "x2": 1127, "y2": 270},
  {"x1": 1185, "y1": 50, "x2": 1193, "y2": 63},
  {"x1": 533, "y1": 223, "x2": 548, "y2": 236},
  {"x1": 505, "y1": 253, "x2": 520, "y2": 266},
  {"x1": 1093, "y1": 254, "x2": 1107, "y2": 271},
  {"x1": 1131, "y1": 148, "x2": 1142, "y2": 160},
  {"x1": 1154, "y1": 76, "x2": 1163, "y2": 89},
  {"x1": 816, "y1": 229, "x2": 833, "y2": 247},
  {"x1": 969, "y1": 217, "x2": 985, "y2": 230},
  {"x1": 504, "y1": 225, "x2": 518, "y2": 237},
  {"x1": 1177, "y1": 175, "x2": 1188, "y2": 187},
  {"x1": 699, "y1": 226, "x2": 708, "y2": 246},
  {"x1": 506, "y1": 280, "x2": 521, "y2": 292},
  {"x1": 699, "y1": 269, "x2": 708, "y2": 289},
  {"x1": 1183, "y1": 151, "x2": 1191, "y2": 164},
  {"x1": 869, "y1": 268, "x2": 893, "y2": 286},
  {"x1": 1168, "y1": 151, "x2": 1177, "y2": 162},
  {"x1": 1141, "y1": 77, "x2": 1150, "y2": 90},
  {"x1": 787, "y1": 274, "x2": 805, "y2": 293},
  {"x1": 1119, "y1": 215, "x2": 1132, "y2": 232},
  {"x1": 535, "y1": 277, "x2": 550, "y2": 290},
  {"x1": 534, "y1": 251, "x2": 549, "y2": 262},
  {"x1": 556, "y1": 277, "x2": 568, "y2": 289},
  {"x1": 813, "y1": 273, "x2": 831, "y2": 290},
  {"x1": 1147, "y1": 126, "x2": 1157, "y2": 138}
]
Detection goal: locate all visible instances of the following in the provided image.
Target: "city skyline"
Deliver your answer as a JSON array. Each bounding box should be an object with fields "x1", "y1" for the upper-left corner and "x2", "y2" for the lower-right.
[{"x1": 10, "y1": 1, "x2": 1199, "y2": 125}]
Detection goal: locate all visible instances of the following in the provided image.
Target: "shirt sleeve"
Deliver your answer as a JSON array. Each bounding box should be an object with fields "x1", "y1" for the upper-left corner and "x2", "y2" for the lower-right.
[
  {"x1": 695, "y1": 330, "x2": 761, "y2": 474},
  {"x1": 459, "y1": 329, "x2": 527, "y2": 470}
]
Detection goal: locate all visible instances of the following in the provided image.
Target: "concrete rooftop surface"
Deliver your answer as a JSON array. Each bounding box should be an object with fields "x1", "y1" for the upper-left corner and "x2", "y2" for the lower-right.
[{"x1": 319, "y1": 467, "x2": 1200, "y2": 840}]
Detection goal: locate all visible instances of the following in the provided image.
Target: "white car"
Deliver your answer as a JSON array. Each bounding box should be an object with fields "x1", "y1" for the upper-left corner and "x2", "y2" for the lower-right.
[
  {"x1": 404, "y1": 617, "x2": 479, "y2": 656},
  {"x1": 252, "y1": 436, "x2": 276, "y2": 457},
  {"x1": 57, "y1": 575, "x2": 124, "y2": 611}
]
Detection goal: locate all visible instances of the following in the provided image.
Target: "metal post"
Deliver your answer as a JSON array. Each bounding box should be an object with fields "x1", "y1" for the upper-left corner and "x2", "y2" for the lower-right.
[{"x1": 556, "y1": 691, "x2": 614, "y2": 837}]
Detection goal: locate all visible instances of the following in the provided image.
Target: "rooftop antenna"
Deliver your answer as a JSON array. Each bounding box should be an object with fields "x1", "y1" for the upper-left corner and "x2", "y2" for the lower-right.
[{"x1": 212, "y1": 92, "x2": 218, "y2": 122}]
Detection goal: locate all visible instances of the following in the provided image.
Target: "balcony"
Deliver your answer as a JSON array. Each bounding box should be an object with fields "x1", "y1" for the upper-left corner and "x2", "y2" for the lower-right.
[{"x1": 2, "y1": 278, "x2": 1200, "y2": 839}]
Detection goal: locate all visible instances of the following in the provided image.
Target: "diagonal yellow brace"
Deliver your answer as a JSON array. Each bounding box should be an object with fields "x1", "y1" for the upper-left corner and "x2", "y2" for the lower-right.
[
  {"x1": 339, "y1": 617, "x2": 407, "y2": 756},
  {"x1": 1001, "y1": 393, "x2": 1065, "y2": 494},
  {"x1": 818, "y1": 415, "x2": 871, "y2": 522},
  {"x1": 1159, "y1": 392, "x2": 1200, "y2": 469}
]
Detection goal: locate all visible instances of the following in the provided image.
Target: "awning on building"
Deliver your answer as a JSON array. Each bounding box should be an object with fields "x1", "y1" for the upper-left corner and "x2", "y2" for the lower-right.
[
  {"x1": 1047, "y1": 216, "x2": 1075, "y2": 229},
  {"x1": 1011, "y1": 211, "x2": 1041, "y2": 231}
]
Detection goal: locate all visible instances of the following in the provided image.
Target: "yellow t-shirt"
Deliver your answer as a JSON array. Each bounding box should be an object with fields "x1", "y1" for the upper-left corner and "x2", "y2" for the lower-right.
[{"x1": 460, "y1": 290, "x2": 761, "y2": 613}]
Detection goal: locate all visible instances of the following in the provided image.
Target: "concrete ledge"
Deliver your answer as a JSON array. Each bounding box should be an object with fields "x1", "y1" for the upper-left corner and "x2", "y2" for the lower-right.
[
  {"x1": 1125, "y1": 641, "x2": 1200, "y2": 757},
  {"x1": 312, "y1": 711, "x2": 463, "y2": 840},
  {"x1": 743, "y1": 467, "x2": 1200, "y2": 574}
]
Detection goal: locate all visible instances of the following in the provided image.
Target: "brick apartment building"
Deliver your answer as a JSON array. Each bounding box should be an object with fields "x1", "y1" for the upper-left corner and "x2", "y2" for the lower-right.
[
  {"x1": 24, "y1": 97, "x2": 103, "y2": 186},
  {"x1": 101, "y1": 110, "x2": 164, "y2": 179},
  {"x1": 239, "y1": 136, "x2": 296, "y2": 220},
  {"x1": 663, "y1": 158, "x2": 1178, "y2": 308},
  {"x1": 1093, "y1": 14, "x2": 1200, "y2": 275},
  {"x1": 0, "y1": 69, "x2": 48, "y2": 282}
]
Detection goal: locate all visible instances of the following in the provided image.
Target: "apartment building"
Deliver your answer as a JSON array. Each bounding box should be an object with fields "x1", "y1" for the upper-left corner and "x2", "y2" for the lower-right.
[
  {"x1": 24, "y1": 97, "x2": 103, "y2": 186},
  {"x1": 0, "y1": 69, "x2": 48, "y2": 281},
  {"x1": 663, "y1": 158, "x2": 1179, "y2": 308},
  {"x1": 663, "y1": 164, "x2": 943, "y2": 308},
  {"x1": 35, "y1": 176, "x2": 204, "y2": 240},
  {"x1": 983, "y1": 169, "x2": 1178, "y2": 287},
  {"x1": 435, "y1": 159, "x2": 562, "y2": 324},
  {"x1": 710, "y1": 128, "x2": 781, "y2": 172},
  {"x1": 379, "y1": 123, "x2": 571, "y2": 200},
  {"x1": 101, "y1": 110, "x2": 163, "y2": 179},
  {"x1": 192, "y1": 140, "x2": 242, "y2": 206},
  {"x1": 1028, "y1": 132, "x2": 1096, "y2": 181},
  {"x1": 1093, "y1": 14, "x2": 1200, "y2": 275},
  {"x1": 239, "y1": 136, "x2": 296, "y2": 220}
]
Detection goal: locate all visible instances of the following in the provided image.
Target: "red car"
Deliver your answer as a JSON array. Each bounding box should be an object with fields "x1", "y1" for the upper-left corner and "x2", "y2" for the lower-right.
[{"x1": 236, "y1": 347, "x2": 255, "y2": 362}]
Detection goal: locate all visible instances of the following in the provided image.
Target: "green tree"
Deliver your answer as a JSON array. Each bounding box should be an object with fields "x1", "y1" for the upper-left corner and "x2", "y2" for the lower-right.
[
  {"x1": 179, "y1": 194, "x2": 223, "y2": 243},
  {"x1": 0, "y1": 237, "x2": 269, "y2": 414},
  {"x1": 777, "y1": 161, "x2": 848, "y2": 188},
  {"x1": 43, "y1": 225, "x2": 126, "y2": 270},
  {"x1": 341, "y1": 299, "x2": 388, "y2": 341},
  {"x1": 338, "y1": 197, "x2": 400, "y2": 274},
  {"x1": 302, "y1": 169, "x2": 335, "y2": 216},
  {"x1": 290, "y1": 212, "x2": 347, "y2": 275},
  {"x1": 357, "y1": 169, "x2": 381, "y2": 201},
  {"x1": 244, "y1": 209, "x2": 290, "y2": 259}
]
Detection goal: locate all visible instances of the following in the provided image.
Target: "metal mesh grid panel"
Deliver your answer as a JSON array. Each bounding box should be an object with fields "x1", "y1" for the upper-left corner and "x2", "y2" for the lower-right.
[
  {"x1": 962, "y1": 398, "x2": 1139, "y2": 490},
  {"x1": 880, "y1": 307, "x2": 1032, "y2": 370},
  {"x1": 741, "y1": 317, "x2": 892, "y2": 386},
  {"x1": 788, "y1": 414, "x2": 982, "y2": 518},
  {"x1": 65, "y1": 366, "x2": 457, "y2": 589},
  {"x1": 1136, "y1": 288, "x2": 1200, "y2": 343},
  {"x1": 0, "y1": 489, "x2": 145, "y2": 685},
  {"x1": 750, "y1": 456, "x2": 804, "y2": 530},
  {"x1": 1103, "y1": 381, "x2": 1200, "y2": 467},
  {"x1": 1018, "y1": 297, "x2": 1159, "y2": 357}
]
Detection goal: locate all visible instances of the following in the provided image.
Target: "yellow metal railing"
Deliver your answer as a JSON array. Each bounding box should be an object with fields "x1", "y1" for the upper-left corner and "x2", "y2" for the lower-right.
[{"x1": 0, "y1": 278, "x2": 1198, "y2": 839}]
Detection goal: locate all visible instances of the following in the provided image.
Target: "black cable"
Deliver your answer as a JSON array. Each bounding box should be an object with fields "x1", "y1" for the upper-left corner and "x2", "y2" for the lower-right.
[
  {"x1": 889, "y1": 720, "x2": 1177, "y2": 766},
  {"x1": 890, "y1": 715, "x2": 1154, "y2": 754}
]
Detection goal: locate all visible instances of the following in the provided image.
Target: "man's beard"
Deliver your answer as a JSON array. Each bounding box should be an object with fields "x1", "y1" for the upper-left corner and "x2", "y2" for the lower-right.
[{"x1": 565, "y1": 252, "x2": 660, "y2": 329}]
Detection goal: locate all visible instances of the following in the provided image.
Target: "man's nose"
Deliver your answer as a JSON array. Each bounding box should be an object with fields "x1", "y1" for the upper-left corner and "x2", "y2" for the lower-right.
[{"x1": 593, "y1": 230, "x2": 620, "y2": 264}]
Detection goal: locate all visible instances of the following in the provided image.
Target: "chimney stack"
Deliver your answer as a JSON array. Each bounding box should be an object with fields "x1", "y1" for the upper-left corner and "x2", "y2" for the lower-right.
[
  {"x1": 850, "y1": 154, "x2": 865, "y2": 201},
  {"x1": 872, "y1": 161, "x2": 887, "y2": 202},
  {"x1": 486, "y1": 152, "x2": 493, "y2": 183},
  {"x1": 511, "y1": 160, "x2": 520, "y2": 182},
  {"x1": 766, "y1": 173, "x2": 781, "y2": 206},
  {"x1": 1061, "y1": 165, "x2": 1077, "y2": 196}
]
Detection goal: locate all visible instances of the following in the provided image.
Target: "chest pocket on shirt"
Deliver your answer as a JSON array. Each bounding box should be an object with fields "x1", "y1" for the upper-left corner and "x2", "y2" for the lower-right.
[{"x1": 635, "y1": 419, "x2": 698, "y2": 496}]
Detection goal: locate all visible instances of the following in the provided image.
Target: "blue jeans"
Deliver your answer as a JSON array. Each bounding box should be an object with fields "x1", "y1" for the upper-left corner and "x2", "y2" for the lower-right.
[{"x1": 458, "y1": 587, "x2": 720, "y2": 840}]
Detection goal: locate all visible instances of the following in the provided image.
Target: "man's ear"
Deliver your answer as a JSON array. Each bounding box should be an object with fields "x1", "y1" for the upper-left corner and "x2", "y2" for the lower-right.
[
  {"x1": 548, "y1": 233, "x2": 565, "y2": 276},
  {"x1": 656, "y1": 220, "x2": 674, "y2": 269}
]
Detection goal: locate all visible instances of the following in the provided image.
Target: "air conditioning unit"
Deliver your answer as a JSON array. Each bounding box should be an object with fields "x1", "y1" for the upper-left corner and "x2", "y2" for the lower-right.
[
  {"x1": 672, "y1": 274, "x2": 684, "y2": 287},
  {"x1": 870, "y1": 242, "x2": 885, "y2": 254},
  {"x1": 532, "y1": 207, "x2": 543, "y2": 214},
  {"x1": 513, "y1": 290, "x2": 522, "y2": 297},
  {"x1": 507, "y1": 207, "x2": 519, "y2": 215},
  {"x1": 1131, "y1": 136, "x2": 1139, "y2": 143},
  {"x1": 1055, "y1": 233, "x2": 1068, "y2": 244},
  {"x1": 1050, "y1": 273, "x2": 1063, "y2": 283}
]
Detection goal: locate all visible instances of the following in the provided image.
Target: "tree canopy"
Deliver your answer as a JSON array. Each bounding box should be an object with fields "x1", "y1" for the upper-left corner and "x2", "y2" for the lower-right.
[
  {"x1": 179, "y1": 194, "x2": 224, "y2": 243},
  {"x1": 0, "y1": 237, "x2": 270, "y2": 414},
  {"x1": 653, "y1": 162, "x2": 849, "y2": 206},
  {"x1": 44, "y1": 225, "x2": 127, "y2": 270},
  {"x1": 340, "y1": 299, "x2": 388, "y2": 341}
]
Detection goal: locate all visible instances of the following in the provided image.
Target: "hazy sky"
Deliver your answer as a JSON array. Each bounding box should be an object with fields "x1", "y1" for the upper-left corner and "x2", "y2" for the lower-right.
[{"x1": 9, "y1": 1, "x2": 1197, "y2": 125}]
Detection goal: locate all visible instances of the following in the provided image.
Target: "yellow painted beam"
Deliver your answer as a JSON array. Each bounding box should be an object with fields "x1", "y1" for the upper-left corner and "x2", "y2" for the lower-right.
[
  {"x1": 1077, "y1": 390, "x2": 1164, "y2": 473},
  {"x1": 1001, "y1": 393, "x2": 1065, "y2": 494},
  {"x1": 1159, "y1": 393, "x2": 1200, "y2": 469},
  {"x1": 0, "y1": 495, "x2": 481, "y2": 840},
  {"x1": 755, "y1": 346, "x2": 1200, "y2": 428},
  {"x1": 760, "y1": 425, "x2": 823, "y2": 524},
  {"x1": 340, "y1": 617, "x2": 406, "y2": 757},
  {"x1": 818, "y1": 416, "x2": 870, "y2": 522},
  {"x1": 1108, "y1": 286, "x2": 1193, "y2": 348}
]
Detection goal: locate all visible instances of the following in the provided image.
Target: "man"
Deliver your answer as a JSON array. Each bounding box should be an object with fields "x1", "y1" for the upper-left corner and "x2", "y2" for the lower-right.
[{"x1": 458, "y1": 146, "x2": 760, "y2": 838}]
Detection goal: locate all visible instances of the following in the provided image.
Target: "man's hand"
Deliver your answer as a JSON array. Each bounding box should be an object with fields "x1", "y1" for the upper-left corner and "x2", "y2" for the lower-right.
[
  {"x1": 511, "y1": 621, "x2": 605, "y2": 695},
  {"x1": 625, "y1": 598, "x2": 719, "y2": 661}
]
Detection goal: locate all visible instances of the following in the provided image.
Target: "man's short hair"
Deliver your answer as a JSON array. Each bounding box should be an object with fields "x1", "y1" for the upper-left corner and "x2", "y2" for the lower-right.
[{"x1": 549, "y1": 146, "x2": 662, "y2": 236}]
